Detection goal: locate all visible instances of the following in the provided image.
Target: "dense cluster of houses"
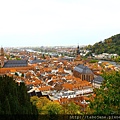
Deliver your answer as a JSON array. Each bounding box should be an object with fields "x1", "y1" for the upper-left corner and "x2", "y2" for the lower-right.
[{"x1": 0, "y1": 47, "x2": 119, "y2": 110}]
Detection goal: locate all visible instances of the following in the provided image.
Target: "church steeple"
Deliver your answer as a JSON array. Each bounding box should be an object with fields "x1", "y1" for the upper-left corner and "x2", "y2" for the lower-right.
[
  {"x1": 1, "y1": 47, "x2": 4, "y2": 56},
  {"x1": 0, "y1": 47, "x2": 4, "y2": 67},
  {"x1": 76, "y1": 45, "x2": 80, "y2": 55},
  {"x1": 75, "y1": 45, "x2": 81, "y2": 61}
]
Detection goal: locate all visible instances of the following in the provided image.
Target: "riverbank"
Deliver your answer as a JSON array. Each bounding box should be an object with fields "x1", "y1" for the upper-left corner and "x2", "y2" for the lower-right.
[{"x1": 99, "y1": 60, "x2": 120, "y2": 68}]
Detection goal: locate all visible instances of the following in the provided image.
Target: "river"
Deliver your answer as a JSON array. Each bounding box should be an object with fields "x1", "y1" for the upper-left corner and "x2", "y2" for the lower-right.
[{"x1": 100, "y1": 60, "x2": 120, "y2": 68}]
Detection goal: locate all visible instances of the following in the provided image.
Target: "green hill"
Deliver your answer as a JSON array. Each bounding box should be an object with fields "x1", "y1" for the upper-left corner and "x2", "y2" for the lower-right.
[{"x1": 84, "y1": 33, "x2": 120, "y2": 56}]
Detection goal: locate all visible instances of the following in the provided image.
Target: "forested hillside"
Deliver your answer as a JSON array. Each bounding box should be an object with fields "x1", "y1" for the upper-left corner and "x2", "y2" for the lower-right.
[{"x1": 84, "y1": 34, "x2": 120, "y2": 55}]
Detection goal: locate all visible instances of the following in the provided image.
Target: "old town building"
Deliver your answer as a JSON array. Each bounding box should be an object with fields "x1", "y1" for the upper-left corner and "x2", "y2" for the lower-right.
[
  {"x1": 73, "y1": 64, "x2": 94, "y2": 82},
  {"x1": 0, "y1": 47, "x2": 4, "y2": 67}
]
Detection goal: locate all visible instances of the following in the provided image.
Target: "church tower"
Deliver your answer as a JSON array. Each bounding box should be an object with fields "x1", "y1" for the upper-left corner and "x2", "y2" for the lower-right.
[
  {"x1": 75, "y1": 45, "x2": 81, "y2": 61},
  {"x1": 0, "y1": 47, "x2": 4, "y2": 67},
  {"x1": 76, "y1": 45, "x2": 80, "y2": 55}
]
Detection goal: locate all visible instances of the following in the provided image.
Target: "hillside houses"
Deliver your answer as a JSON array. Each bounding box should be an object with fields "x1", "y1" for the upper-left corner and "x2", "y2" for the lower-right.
[
  {"x1": 73, "y1": 64, "x2": 94, "y2": 82},
  {"x1": 2, "y1": 47, "x2": 118, "y2": 109},
  {"x1": 1, "y1": 57, "x2": 96, "y2": 109}
]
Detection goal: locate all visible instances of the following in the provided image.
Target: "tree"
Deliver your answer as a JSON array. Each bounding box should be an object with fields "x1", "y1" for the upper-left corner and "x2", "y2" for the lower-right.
[
  {"x1": 4, "y1": 97, "x2": 11, "y2": 114},
  {"x1": 15, "y1": 72, "x2": 19, "y2": 76},
  {"x1": 30, "y1": 96, "x2": 40, "y2": 106},
  {"x1": 42, "y1": 54, "x2": 46, "y2": 59},
  {"x1": 84, "y1": 34, "x2": 120, "y2": 56},
  {"x1": 62, "y1": 102, "x2": 82, "y2": 115},
  {"x1": 0, "y1": 75, "x2": 38, "y2": 115},
  {"x1": 21, "y1": 73, "x2": 24, "y2": 77},
  {"x1": 36, "y1": 97, "x2": 51, "y2": 114},
  {"x1": 89, "y1": 71, "x2": 120, "y2": 115},
  {"x1": 43, "y1": 102, "x2": 62, "y2": 115},
  {"x1": 31, "y1": 96, "x2": 63, "y2": 120},
  {"x1": 31, "y1": 96, "x2": 63, "y2": 115}
]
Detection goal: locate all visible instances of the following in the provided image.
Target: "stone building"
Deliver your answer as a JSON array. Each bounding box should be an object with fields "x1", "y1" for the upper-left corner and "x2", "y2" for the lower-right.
[
  {"x1": 73, "y1": 64, "x2": 94, "y2": 83},
  {"x1": 92, "y1": 76, "x2": 104, "y2": 88},
  {"x1": 0, "y1": 47, "x2": 4, "y2": 67},
  {"x1": 0, "y1": 47, "x2": 28, "y2": 68},
  {"x1": 75, "y1": 45, "x2": 81, "y2": 61}
]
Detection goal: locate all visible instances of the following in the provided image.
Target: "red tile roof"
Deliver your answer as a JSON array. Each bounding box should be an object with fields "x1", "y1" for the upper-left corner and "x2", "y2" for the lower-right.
[{"x1": 39, "y1": 86, "x2": 51, "y2": 91}]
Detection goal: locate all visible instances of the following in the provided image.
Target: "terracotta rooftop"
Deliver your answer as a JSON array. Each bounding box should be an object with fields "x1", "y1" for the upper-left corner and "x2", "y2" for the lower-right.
[
  {"x1": 39, "y1": 86, "x2": 51, "y2": 91},
  {"x1": 62, "y1": 83, "x2": 73, "y2": 90}
]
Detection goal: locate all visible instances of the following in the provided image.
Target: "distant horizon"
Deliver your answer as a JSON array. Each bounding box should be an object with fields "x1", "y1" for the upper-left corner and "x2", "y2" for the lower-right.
[
  {"x1": 3, "y1": 45, "x2": 86, "y2": 48},
  {"x1": 0, "y1": 0, "x2": 120, "y2": 47},
  {"x1": 2, "y1": 33, "x2": 120, "y2": 48}
]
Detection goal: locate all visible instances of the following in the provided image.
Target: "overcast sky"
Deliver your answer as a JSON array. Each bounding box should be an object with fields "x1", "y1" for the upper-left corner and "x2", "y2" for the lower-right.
[{"x1": 0, "y1": 0, "x2": 120, "y2": 47}]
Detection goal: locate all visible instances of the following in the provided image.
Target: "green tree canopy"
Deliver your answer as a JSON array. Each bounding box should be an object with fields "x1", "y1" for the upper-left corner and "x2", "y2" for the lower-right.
[
  {"x1": 84, "y1": 34, "x2": 120, "y2": 56},
  {"x1": 31, "y1": 96, "x2": 62, "y2": 115},
  {"x1": 89, "y1": 71, "x2": 120, "y2": 115},
  {"x1": 0, "y1": 75, "x2": 38, "y2": 115}
]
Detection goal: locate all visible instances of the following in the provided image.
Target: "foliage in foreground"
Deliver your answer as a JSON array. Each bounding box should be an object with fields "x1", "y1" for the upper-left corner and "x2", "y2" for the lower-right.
[
  {"x1": 88, "y1": 71, "x2": 120, "y2": 115},
  {"x1": 30, "y1": 96, "x2": 82, "y2": 115},
  {"x1": 0, "y1": 75, "x2": 38, "y2": 115}
]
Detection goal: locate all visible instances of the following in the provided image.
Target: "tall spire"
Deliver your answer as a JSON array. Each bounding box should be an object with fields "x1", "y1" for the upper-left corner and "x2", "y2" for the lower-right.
[
  {"x1": 0, "y1": 47, "x2": 4, "y2": 67},
  {"x1": 75, "y1": 44, "x2": 81, "y2": 61},
  {"x1": 76, "y1": 45, "x2": 80, "y2": 55},
  {"x1": 1, "y1": 47, "x2": 4, "y2": 56}
]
